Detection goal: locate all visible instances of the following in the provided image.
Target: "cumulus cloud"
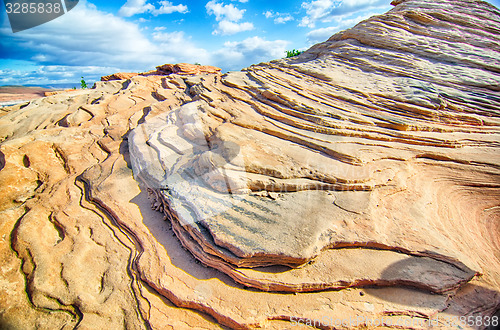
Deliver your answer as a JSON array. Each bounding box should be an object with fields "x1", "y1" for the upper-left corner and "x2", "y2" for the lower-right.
[
  {"x1": 0, "y1": 0, "x2": 298, "y2": 85},
  {"x1": 0, "y1": 65, "x2": 121, "y2": 86},
  {"x1": 119, "y1": 0, "x2": 154, "y2": 17},
  {"x1": 213, "y1": 36, "x2": 289, "y2": 70},
  {"x1": 0, "y1": 0, "x2": 207, "y2": 84},
  {"x1": 212, "y1": 20, "x2": 254, "y2": 35},
  {"x1": 154, "y1": 1, "x2": 188, "y2": 15},
  {"x1": 300, "y1": 0, "x2": 387, "y2": 27},
  {"x1": 206, "y1": 0, "x2": 254, "y2": 35},
  {"x1": 215, "y1": 21, "x2": 254, "y2": 35},
  {"x1": 306, "y1": 26, "x2": 338, "y2": 43},
  {"x1": 152, "y1": 30, "x2": 210, "y2": 64},
  {"x1": 263, "y1": 10, "x2": 294, "y2": 24},
  {"x1": 306, "y1": 12, "x2": 373, "y2": 43},
  {"x1": 274, "y1": 15, "x2": 294, "y2": 24},
  {"x1": 119, "y1": 0, "x2": 188, "y2": 17},
  {"x1": 1, "y1": 1, "x2": 155, "y2": 67},
  {"x1": 206, "y1": 0, "x2": 244, "y2": 21}
]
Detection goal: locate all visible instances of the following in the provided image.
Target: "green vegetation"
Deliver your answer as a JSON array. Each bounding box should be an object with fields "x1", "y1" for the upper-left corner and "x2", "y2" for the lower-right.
[
  {"x1": 194, "y1": 62, "x2": 201, "y2": 65},
  {"x1": 285, "y1": 49, "x2": 303, "y2": 58},
  {"x1": 80, "y1": 76, "x2": 88, "y2": 89}
]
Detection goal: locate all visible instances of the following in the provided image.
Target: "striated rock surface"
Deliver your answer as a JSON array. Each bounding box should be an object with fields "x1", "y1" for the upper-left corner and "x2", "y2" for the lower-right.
[
  {"x1": 100, "y1": 64, "x2": 222, "y2": 82},
  {"x1": 156, "y1": 63, "x2": 222, "y2": 75},
  {"x1": 1, "y1": 0, "x2": 499, "y2": 329},
  {"x1": 101, "y1": 72, "x2": 140, "y2": 81}
]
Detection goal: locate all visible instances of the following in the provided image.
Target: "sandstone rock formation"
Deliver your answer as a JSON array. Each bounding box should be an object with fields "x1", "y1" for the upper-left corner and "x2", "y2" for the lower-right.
[
  {"x1": 1, "y1": 0, "x2": 499, "y2": 329},
  {"x1": 100, "y1": 64, "x2": 222, "y2": 82},
  {"x1": 156, "y1": 63, "x2": 222, "y2": 76},
  {"x1": 101, "y1": 72, "x2": 139, "y2": 81}
]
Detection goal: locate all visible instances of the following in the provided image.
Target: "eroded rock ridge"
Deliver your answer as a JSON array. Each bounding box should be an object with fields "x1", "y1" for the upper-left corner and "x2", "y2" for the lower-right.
[{"x1": 1, "y1": 0, "x2": 499, "y2": 329}]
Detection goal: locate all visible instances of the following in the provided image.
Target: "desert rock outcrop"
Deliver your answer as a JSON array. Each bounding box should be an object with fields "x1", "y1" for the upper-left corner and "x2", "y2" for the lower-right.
[
  {"x1": 1, "y1": 0, "x2": 499, "y2": 329},
  {"x1": 156, "y1": 63, "x2": 222, "y2": 76},
  {"x1": 101, "y1": 72, "x2": 140, "y2": 81},
  {"x1": 100, "y1": 64, "x2": 222, "y2": 82}
]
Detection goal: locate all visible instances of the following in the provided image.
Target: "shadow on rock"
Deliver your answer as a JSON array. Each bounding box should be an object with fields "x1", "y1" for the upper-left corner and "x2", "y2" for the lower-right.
[
  {"x1": 0, "y1": 149, "x2": 5, "y2": 171},
  {"x1": 365, "y1": 256, "x2": 500, "y2": 323},
  {"x1": 129, "y1": 188, "x2": 244, "y2": 289}
]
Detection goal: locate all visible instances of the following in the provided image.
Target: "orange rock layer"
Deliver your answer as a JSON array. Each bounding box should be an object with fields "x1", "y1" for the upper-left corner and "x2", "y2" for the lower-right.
[
  {"x1": 0, "y1": 0, "x2": 499, "y2": 329},
  {"x1": 100, "y1": 63, "x2": 222, "y2": 82}
]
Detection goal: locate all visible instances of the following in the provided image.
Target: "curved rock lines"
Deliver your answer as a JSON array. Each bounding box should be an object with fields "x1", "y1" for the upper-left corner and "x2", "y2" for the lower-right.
[{"x1": 0, "y1": 0, "x2": 499, "y2": 329}]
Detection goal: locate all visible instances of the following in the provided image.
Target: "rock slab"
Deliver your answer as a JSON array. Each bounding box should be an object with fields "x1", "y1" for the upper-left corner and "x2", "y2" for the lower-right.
[{"x1": 1, "y1": 0, "x2": 500, "y2": 329}]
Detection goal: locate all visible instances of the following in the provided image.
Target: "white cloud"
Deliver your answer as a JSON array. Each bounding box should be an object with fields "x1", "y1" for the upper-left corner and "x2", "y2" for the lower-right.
[
  {"x1": 299, "y1": 0, "x2": 387, "y2": 27},
  {"x1": 206, "y1": 0, "x2": 245, "y2": 21},
  {"x1": 119, "y1": 0, "x2": 155, "y2": 16},
  {"x1": 0, "y1": 65, "x2": 122, "y2": 86},
  {"x1": 339, "y1": 12, "x2": 373, "y2": 26},
  {"x1": 0, "y1": 0, "x2": 208, "y2": 84},
  {"x1": 152, "y1": 31, "x2": 210, "y2": 64},
  {"x1": 306, "y1": 26, "x2": 338, "y2": 42},
  {"x1": 119, "y1": 0, "x2": 188, "y2": 17},
  {"x1": 213, "y1": 20, "x2": 254, "y2": 35},
  {"x1": 262, "y1": 10, "x2": 294, "y2": 24},
  {"x1": 6, "y1": 1, "x2": 155, "y2": 67},
  {"x1": 213, "y1": 36, "x2": 289, "y2": 70},
  {"x1": 206, "y1": 0, "x2": 253, "y2": 35},
  {"x1": 274, "y1": 15, "x2": 294, "y2": 24},
  {"x1": 0, "y1": 0, "x2": 302, "y2": 85},
  {"x1": 263, "y1": 10, "x2": 273, "y2": 19},
  {"x1": 306, "y1": 12, "x2": 373, "y2": 43},
  {"x1": 300, "y1": 0, "x2": 335, "y2": 27},
  {"x1": 153, "y1": 1, "x2": 188, "y2": 15}
]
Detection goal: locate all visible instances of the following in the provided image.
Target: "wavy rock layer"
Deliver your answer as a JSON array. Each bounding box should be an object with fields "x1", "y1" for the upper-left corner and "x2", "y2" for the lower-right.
[
  {"x1": 1, "y1": 0, "x2": 499, "y2": 329},
  {"x1": 130, "y1": 0, "x2": 499, "y2": 292}
]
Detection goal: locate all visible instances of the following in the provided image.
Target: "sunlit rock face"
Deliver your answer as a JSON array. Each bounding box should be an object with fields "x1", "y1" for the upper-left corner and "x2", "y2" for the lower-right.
[
  {"x1": 129, "y1": 0, "x2": 499, "y2": 292},
  {"x1": 1, "y1": 0, "x2": 499, "y2": 329}
]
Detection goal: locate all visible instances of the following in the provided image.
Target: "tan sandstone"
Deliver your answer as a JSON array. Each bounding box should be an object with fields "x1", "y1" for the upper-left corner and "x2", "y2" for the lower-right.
[{"x1": 0, "y1": 0, "x2": 499, "y2": 329}]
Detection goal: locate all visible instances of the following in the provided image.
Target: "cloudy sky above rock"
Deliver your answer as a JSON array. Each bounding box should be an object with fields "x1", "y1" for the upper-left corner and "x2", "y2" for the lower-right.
[{"x1": 0, "y1": 0, "x2": 498, "y2": 86}]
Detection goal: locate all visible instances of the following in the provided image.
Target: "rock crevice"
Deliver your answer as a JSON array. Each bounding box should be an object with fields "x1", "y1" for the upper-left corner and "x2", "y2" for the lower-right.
[{"x1": 1, "y1": 0, "x2": 499, "y2": 328}]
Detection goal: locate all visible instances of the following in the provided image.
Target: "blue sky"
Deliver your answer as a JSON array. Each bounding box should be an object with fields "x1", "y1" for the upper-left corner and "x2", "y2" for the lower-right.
[{"x1": 0, "y1": 0, "x2": 498, "y2": 86}]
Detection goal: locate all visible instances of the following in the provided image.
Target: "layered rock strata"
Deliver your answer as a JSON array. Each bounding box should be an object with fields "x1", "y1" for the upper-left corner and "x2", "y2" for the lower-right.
[
  {"x1": 101, "y1": 72, "x2": 140, "y2": 81},
  {"x1": 129, "y1": 0, "x2": 500, "y2": 294},
  {"x1": 0, "y1": 0, "x2": 499, "y2": 329},
  {"x1": 101, "y1": 63, "x2": 222, "y2": 82}
]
